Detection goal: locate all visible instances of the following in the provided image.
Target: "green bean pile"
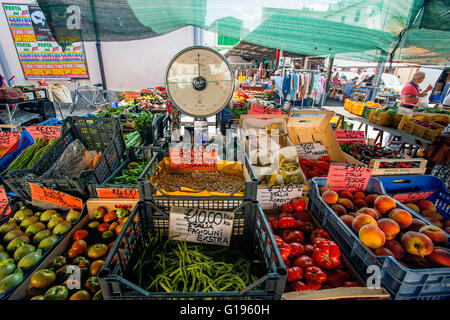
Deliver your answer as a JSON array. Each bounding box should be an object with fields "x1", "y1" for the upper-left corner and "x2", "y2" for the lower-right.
[{"x1": 132, "y1": 232, "x2": 261, "y2": 293}]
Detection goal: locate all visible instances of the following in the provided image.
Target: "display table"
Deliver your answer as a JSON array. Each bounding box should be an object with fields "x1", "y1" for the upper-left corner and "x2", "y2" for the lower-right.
[{"x1": 323, "y1": 106, "x2": 432, "y2": 156}]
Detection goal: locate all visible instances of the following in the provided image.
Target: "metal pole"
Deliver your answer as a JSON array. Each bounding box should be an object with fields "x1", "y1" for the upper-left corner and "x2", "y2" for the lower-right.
[
  {"x1": 89, "y1": 0, "x2": 107, "y2": 90},
  {"x1": 369, "y1": 61, "x2": 385, "y2": 101},
  {"x1": 322, "y1": 56, "x2": 334, "y2": 108}
]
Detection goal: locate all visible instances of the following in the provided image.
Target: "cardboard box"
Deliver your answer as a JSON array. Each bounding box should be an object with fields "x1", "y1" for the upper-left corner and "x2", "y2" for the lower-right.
[{"x1": 287, "y1": 110, "x2": 347, "y2": 163}]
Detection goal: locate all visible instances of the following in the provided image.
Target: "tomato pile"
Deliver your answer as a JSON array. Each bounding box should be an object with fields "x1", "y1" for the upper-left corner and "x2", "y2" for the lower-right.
[
  {"x1": 299, "y1": 156, "x2": 331, "y2": 180},
  {"x1": 268, "y1": 198, "x2": 361, "y2": 292}
]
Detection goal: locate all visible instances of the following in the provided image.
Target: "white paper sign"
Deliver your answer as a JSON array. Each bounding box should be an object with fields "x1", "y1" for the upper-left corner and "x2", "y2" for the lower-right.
[
  {"x1": 296, "y1": 143, "x2": 328, "y2": 160},
  {"x1": 257, "y1": 184, "x2": 303, "y2": 210},
  {"x1": 169, "y1": 207, "x2": 234, "y2": 246}
]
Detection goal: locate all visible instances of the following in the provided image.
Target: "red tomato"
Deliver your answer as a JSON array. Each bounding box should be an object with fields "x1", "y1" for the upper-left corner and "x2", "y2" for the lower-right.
[{"x1": 73, "y1": 230, "x2": 88, "y2": 241}]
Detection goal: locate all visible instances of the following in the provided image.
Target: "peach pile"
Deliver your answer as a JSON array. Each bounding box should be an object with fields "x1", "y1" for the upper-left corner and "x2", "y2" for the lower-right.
[
  {"x1": 404, "y1": 199, "x2": 449, "y2": 233},
  {"x1": 320, "y1": 188, "x2": 450, "y2": 269}
]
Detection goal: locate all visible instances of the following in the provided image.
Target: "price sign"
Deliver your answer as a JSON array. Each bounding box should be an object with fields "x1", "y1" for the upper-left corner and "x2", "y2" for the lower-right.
[
  {"x1": 334, "y1": 130, "x2": 366, "y2": 145},
  {"x1": 257, "y1": 185, "x2": 303, "y2": 210},
  {"x1": 29, "y1": 183, "x2": 83, "y2": 210},
  {"x1": 0, "y1": 186, "x2": 10, "y2": 217},
  {"x1": 296, "y1": 143, "x2": 328, "y2": 160},
  {"x1": 96, "y1": 188, "x2": 139, "y2": 199},
  {"x1": 35, "y1": 90, "x2": 46, "y2": 99},
  {"x1": 25, "y1": 126, "x2": 61, "y2": 141},
  {"x1": 248, "y1": 104, "x2": 284, "y2": 115},
  {"x1": 23, "y1": 92, "x2": 34, "y2": 101},
  {"x1": 169, "y1": 206, "x2": 234, "y2": 246},
  {"x1": 169, "y1": 143, "x2": 217, "y2": 170},
  {"x1": 325, "y1": 164, "x2": 373, "y2": 192},
  {"x1": 0, "y1": 132, "x2": 20, "y2": 148},
  {"x1": 393, "y1": 191, "x2": 436, "y2": 203}
]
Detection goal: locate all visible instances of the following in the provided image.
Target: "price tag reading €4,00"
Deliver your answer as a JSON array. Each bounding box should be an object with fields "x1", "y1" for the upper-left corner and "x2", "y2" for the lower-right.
[
  {"x1": 325, "y1": 164, "x2": 373, "y2": 193},
  {"x1": 169, "y1": 144, "x2": 217, "y2": 170},
  {"x1": 25, "y1": 126, "x2": 61, "y2": 141},
  {"x1": 393, "y1": 191, "x2": 436, "y2": 204},
  {"x1": 169, "y1": 207, "x2": 234, "y2": 246},
  {"x1": 96, "y1": 188, "x2": 139, "y2": 199},
  {"x1": 29, "y1": 183, "x2": 83, "y2": 211},
  {"x1": 257, "y1": 185, "x2": 303, "y2": 210}
]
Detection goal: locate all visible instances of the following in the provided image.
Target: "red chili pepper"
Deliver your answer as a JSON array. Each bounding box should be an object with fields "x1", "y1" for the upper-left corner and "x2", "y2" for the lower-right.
[
  {"x1": 312, "y1": 239, "x2": 341, "y2": 269},
  {"x1": 305, "y1": 266, "x2": 327, "y2": 287},
  {"x1": 282, "y1": 230, "x2": 305, "y2": 244},
  {"x1": 291, "y1": 197, "x2": 306, "y2": 213},
  {"x1": 300, "y1": 158, "x2": 316, "y2": 168},
  {"x1": 279, "y1": 217, "x2": 296, "y2": 229},
  {"x1": 287, "y1": 266, "x2": 304, "y2": 282},
  {"x1": 310, "y1": 229, "x2": 331, "y2": 243},
  {"x1": 316, "y1": 161, "x2": 331, "y2": 171},
  {"x1": 313, "y1": 166, "x2": 329, "y2": 176},
  {"x1": 281, "y1": 203, "x2": 295, "y2": 213}
]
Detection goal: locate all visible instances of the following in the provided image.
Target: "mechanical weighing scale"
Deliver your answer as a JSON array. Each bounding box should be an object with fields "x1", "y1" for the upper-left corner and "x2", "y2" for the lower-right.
[{"x1": 165, "y1": 46, "x2": 235, "y2": 144}]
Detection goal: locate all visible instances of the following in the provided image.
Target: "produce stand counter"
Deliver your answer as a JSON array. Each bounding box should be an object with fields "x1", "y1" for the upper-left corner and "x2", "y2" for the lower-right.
[{"x1": 322, "y1": 106, "x2": 432, "y2": 156}]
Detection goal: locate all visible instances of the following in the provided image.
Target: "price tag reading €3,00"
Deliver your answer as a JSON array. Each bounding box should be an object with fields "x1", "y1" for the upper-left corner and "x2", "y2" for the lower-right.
[
  {"x1": 29, "y1": 183, "x2": 83, "y2": 211},
  {"x1": 169, "y1": 207, "x2": 234, "y2": 246},
  {"x1": 325, "y1": 164, "x2": 373, "y2": 193}
]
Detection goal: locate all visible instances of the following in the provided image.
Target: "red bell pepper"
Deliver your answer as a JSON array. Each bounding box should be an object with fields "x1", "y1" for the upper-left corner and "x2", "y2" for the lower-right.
[
  {"x1": 288, "y1": 242, "x2": 304, "y2": 258},
  {"x1": 281, "y1": 203, "x2": 295, "y2": 213},
  {"x1": 279, "y1": 212, "x2": 294, "y2": 219},
  {"x1": 268, "y1": 218, "x2": 279, "y2": 231},
  {"x1": 288, "y1": 281, "x2": 311, "y2": 292},
  {"x1": 287, "y1": 266, "x2": 304, "y2": 282},
  {"x1": 305, "y1": 266, "x2": 327, "y2": 288},
  {"x1": 291, "y1": 197, "x2": 306, "y2": 213},
  {"x1": 274, "y1": 235, "x2": 284, "y2": 247},
  {"x1": 279, "y1": 243, "x2": 292, "y2": 261},
  {"x1": 312, "y1": 239, "x2": 341, "y2": 269},
  {"x1": 310, "y1": 229, "x2": 331, "y2": 243},
  {"x1": 282, "y1": 230, "x2": 305, "y2": 244},
  {"x1": 279, "y1": 217, "x2": 296, "y2": 229}
]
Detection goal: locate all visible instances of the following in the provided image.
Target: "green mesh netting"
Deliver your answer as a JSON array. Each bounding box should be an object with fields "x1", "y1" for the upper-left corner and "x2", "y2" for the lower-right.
[{"x1": 35, "y1": 0, "x2": 449, "y2": 65}]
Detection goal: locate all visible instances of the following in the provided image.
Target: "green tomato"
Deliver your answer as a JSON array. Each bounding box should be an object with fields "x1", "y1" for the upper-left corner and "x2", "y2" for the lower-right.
[{"x1": 44, "y1": 285, "x2": 68, "y2": 300}]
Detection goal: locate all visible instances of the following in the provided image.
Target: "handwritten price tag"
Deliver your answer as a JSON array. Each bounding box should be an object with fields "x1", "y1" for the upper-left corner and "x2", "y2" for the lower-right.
[
  {"x1": 257, "y1": 185, "x2": 303, "y2": 210},
  {"x1": 296, "y1": 143, "x2": 328, "y2": 160},
  {"x1": 325, "y1": 164, "x2": 373, "y2": 192},
  {"x1": 169, "y1": 206, "x2": 234, "y2": 246},
  {"x1": 169, "y1": 143, "x2": 217, "y2": 170},
  {"x1": 393, "y1": 191, "x2": 436, "y2": 204},
  {"x1": 248, "y1": 104, "x2": 284, "y2": 115},
  {"x1": 29, "y1": 183, "x2": 83, "y2": 210},
  {"x1": 334, "y1": 130, "x2": 366, "y2": 145},
  {"x1": 0, "y1": 132, "x2": 20, "y2": 148},
  {"x1": 96, "y1": 188, "x2": 139, "y2": 199},
  {"x1": 0, "y1": 186, "x2": 10, "y2": 217},
  {"x1": 25, "y1": 126, "x2": 61, "y2": 141}
]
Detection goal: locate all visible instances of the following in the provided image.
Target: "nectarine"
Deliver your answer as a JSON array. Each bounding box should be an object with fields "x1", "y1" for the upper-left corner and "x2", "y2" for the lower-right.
[
  {"x1": 427, "y1": 247, "x2": 450, "y2": 267},
  {"x1": 374, "y1": 196, "x2": 396, "y2": 215},
  {"x1": 359, "y1": 224, "x2": 386, "y2": 249},
  {"x1": 405, "y1": 203, "x2": 420, "y2": 213},
  {"x1": 388, "y1": 208, "x2": 413, "y2": 229},
  {"x1": 416, "y1": 199, "x2": 436, "y2": 213},
  {"x1": 357, "y1": 207, "x2": 380, "y2": 220},
  {"x1": 377, "y1": 218, "x2": 400, "y2": 240},
  {"x1": 337, "y1": 198, "x2": 354, "y2": 211},
  {"x1": 405, "y1": 254, "x2": 433, "y2": 269},
  {"x1": 353, "y1": 198, "x2": 368, "y2": 210},
  {"x1": 352, "y1": 213, "x2": 377, "y2": 232},
  {"x1": 419, "y1": 225, "x2": 448, "y2": 245},
  {"x1": 445, "y1": 220, "x2": 450, "y2": 228},
  {"x1": 339, "y1": 190, "x2": 353, "y2": 200},
  {"x1": 340, "y1": 215, "x2": 354, "y2": 229},
  {"x1": 322, "y1": 190, "x2": 338, "y2": 205},
  {"x1": 384, "y1": 240, "x2": 405, "y2": 260},
  {"x1": 427, "y1": 218, "x2": 443, "y2": 228},
  {"x1": 374, "y1": 247, "x2": 395, "y2": 257},
  {"x1": 365, "y1": 194, "x2": 380, "y2": 207},
  {"x1": 401, "y1": 231, "x2": 434, "y2": 256},
  {"x1": 405, "y1": 218, "x2": 427, "y2": 232},
  {"x1": 331, "y1": 204, "x2": 347, "y2": 216},
  {"x1": 353, "y1": 191, "x2": 366, "y2": 200}
]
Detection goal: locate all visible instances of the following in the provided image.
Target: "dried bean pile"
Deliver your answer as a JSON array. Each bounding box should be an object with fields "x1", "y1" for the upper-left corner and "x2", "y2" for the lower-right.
[{"x1": 154, "y1": 170, "x2": 245, "y2": 193}]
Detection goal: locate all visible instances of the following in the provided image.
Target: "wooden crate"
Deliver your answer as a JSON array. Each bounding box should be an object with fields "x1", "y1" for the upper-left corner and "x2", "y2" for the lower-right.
[
  {"x1": 287, "y1": 110, "x2": 346, "y2": 163},
  {"x1": 423, "y1": 125, "x2": 445, "y2": 142},
  {"x1": 370, "y1": 158, "x2": 428, "y2": 176}
]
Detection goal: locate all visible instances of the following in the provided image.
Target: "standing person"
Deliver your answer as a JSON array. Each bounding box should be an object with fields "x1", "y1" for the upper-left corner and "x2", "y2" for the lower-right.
[
  {"x1": 401, "y1": 71, "x2": 433, "y2": 110},
  {"x1": 343, "y1": 77, "x2": 359, "y2": 100}
]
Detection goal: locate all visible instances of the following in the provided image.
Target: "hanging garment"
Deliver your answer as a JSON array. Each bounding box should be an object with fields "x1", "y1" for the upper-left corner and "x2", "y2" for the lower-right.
[
  {"x1": 282, "y1": 73, "x2": 292, "y2": 101},
  {"x1": 290, "y1": 73, "x2": 298, "y2": 100}
]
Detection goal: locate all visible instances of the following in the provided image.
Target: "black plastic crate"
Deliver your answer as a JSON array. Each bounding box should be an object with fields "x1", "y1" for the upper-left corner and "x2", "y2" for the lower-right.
[
  {"x1": 98, "y1": 201, "x2": 286, "y2": 300},
  {"x1": 137, "y1": 151, "x2": 258, "y2": 209},
  {"x1": 4, "y1": 117, "x2": 126, "y2": 200},
  {"x1": 88, "y1": 146, "x2": 154, "y2": 198}
]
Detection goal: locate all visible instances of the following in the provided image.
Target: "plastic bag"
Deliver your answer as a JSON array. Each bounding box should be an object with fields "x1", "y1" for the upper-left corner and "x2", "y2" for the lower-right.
[{"x1": 42, "y1": 139, "x2": 98, "y2": 178}]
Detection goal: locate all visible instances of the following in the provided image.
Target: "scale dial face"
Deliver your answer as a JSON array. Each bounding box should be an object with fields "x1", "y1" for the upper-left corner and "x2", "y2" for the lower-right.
[{"x1": 165, "y1": 46, "x2": 234, "y2": 118}]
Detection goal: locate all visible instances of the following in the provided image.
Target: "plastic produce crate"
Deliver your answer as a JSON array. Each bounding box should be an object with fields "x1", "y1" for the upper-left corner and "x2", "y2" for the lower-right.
[
  {"x1": 310, "y1": 177, "x2": 450, "y2": 300},
  {"x1": 88, "y1": 146, "x2": 154, "y2": 198},
  {"x1": 377, "y1": 175, "x2": 450, "y2": 223},
  {"x1": 98, "y1": 201, "x2": 287, "y2": 300},
  {"x1": 4, "y1": 117, "x2": 126, "y2": 200},
  {"x1": 0, "y1": 198, "x2": 85, "y2": 300},
  {"x1": 0, "y1": 130, "x2": 34, "y2": 180},
  {"x1": 137, "y1": 151, "x2": 258, "y2": 209}
]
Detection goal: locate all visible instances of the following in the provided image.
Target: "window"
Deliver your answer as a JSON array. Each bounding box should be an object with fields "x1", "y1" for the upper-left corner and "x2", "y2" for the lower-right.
[{"x1": 355, "y1": 9, "x2": 361, "y2": 22}]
